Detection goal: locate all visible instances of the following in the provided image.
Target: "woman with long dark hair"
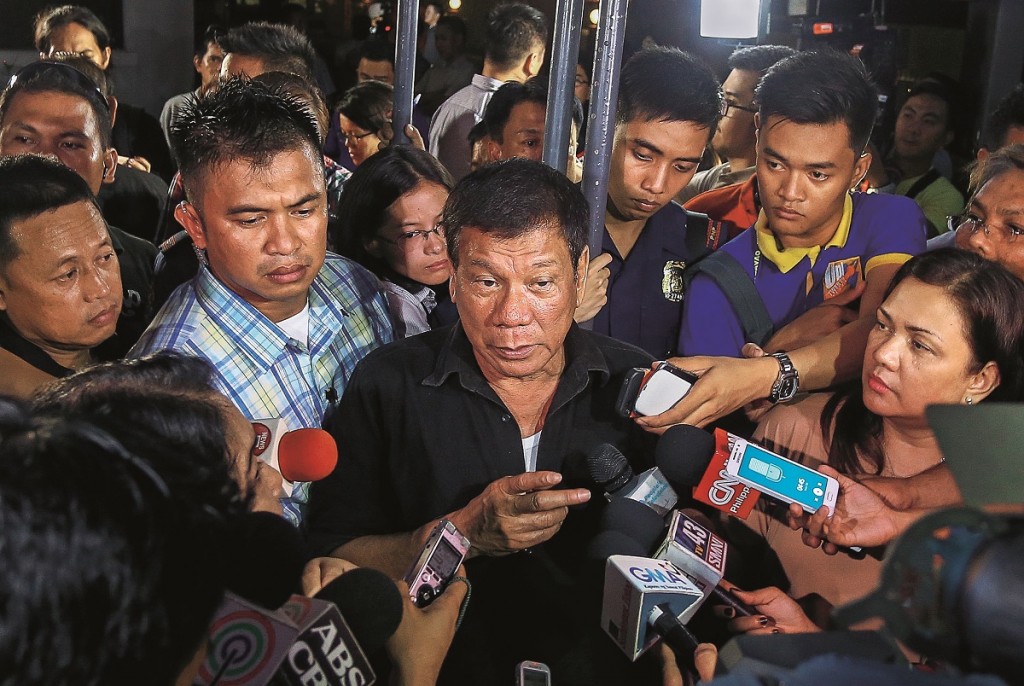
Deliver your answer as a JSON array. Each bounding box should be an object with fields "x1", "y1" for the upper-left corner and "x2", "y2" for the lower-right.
[
  {"x1": 332, "y1": 145, "x2": 455, "y2": 336},
  {"x1": 735, "y1": 248, "x2": 1024, "y2": 610}
]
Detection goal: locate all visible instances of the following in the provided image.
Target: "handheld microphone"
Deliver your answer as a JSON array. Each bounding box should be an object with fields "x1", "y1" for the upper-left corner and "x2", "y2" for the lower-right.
[
  {"x1": 252, "y1": 419, "x2": 339, "y2": 496},
  {"x1": 588, "y1": 497, "x2": 666, "y2": 561},
  {"x1": 600, "y1": 555, "x2": 704, "y2": 661},
  {"x1": 222, "y1": 511, "x2": 308, "y2": 610},
  {"x1": 656, "y1": 426, "x2": 760, "y2": 519},
  {"x1": 273, "y1": 596, "x2": 376, "y2": 686},
  {"x1": 587, "y1": 443, "x2": 678, "y2": 516},
  {"x1": 196, "y1": 592, "x2": 302, "y2": 685}
]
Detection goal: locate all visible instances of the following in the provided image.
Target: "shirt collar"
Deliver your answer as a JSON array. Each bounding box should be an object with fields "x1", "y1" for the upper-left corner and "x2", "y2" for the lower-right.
[
  {"x1": 753, "y1": 192, "x2": 854, "y2": 273},
  {"x1": 473, "y1": 73, "x2": 505, "y2": 91},
  {"x1": 423, "y1": 323, "x2": 612, "y2": 406}
]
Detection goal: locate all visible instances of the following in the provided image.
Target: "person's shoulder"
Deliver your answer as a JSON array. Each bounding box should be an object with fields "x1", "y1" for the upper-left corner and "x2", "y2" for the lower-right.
[
  {"x1": 580, "y1": 329, "x2": 656, "y2": 369},
  {"x1": 108, "y1": 224, "x2": 158, "y2": 260},
  {"x1": 754, "y1": 393, "x2": 835, "y2": 463},
  {"x1": 351, "y1": 326, "x2": 449, "y2": 382},
  {"x1": 851, "y1": 190, "x2": 924, "y2": 221},
  {"x1": 129, "y1": 284, "x2": 202, "y2": 355},
  {"x1": 318, "y1": 253, "x2": 385, "y2": 295}
]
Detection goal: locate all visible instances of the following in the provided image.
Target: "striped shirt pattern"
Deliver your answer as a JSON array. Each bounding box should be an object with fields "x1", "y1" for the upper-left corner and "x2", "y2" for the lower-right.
[{"x1": 130, "y1": 253, "x2": 394, "y2": 524}]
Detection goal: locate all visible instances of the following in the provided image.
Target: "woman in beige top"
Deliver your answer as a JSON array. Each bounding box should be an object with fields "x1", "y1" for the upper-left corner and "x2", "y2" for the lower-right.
[{"x1": 736, "y1": 248, "x2": 1024, "y2": 610}]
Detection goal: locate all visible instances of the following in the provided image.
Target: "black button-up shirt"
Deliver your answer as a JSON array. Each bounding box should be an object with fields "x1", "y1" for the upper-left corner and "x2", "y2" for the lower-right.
[{"x1": 308, "y1": 323, "x2": 661, "y2": 685}]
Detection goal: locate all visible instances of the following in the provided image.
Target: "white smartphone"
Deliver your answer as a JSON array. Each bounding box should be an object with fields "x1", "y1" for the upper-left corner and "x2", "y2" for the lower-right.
[
  {"x1": 632, "y1": 362, "x2": 698, "y2": 417},
  {"x1": 725, "y1": 439, "x2": 839, "y2": 515},
  {"x1": 516, "y1": 661, "x2": 552, "y2": 686}
]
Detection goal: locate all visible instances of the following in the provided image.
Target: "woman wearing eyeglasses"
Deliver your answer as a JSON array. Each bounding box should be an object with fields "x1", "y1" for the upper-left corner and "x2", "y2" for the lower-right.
[
  {"x1": 332, "y1": 146, "x2": 455, "y2": 337},
  {"x1": 336, "y1": 80, "x2": 394, "y2": 169}
]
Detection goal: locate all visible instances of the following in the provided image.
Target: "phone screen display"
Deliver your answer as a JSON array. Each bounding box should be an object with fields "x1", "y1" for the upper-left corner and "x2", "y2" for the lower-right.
[
  {"x1": 732, "y1": 443, "x2": 831, "y2": 511},
  {"x1": 520, "y1": 669, "x2": 550, "y2": 686}
]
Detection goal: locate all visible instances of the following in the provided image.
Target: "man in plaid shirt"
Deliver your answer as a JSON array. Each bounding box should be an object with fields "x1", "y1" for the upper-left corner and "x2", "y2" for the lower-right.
[{"x1": 131, "y1": 78, "x2": 393, "y2": 525}]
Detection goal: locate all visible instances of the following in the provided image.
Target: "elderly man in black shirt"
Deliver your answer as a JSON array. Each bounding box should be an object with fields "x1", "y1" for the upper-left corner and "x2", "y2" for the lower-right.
[{"x1": 307, "y1": 159, "x2": 662, "y2": 684}]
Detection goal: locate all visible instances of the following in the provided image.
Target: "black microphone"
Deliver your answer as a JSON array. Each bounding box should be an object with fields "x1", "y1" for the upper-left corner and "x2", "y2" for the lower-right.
[
  {"x1": 274, "y1": 569, "x2": 404, "y2": 685},
  {"x1": 654, "y1": 424, "x2": 717, "y2": 489},
  {"x1": 223, "y1": 511, "x2": 308, "y2": 609},
  {"x1": 596, "y1": 497, "x2": 669, "y2": 554},
  {"x1": 587, "y1": 443, "x2": 678, "y2": 516}
]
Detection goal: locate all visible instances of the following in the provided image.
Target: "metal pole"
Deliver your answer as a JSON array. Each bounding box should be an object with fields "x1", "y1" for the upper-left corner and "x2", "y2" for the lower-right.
[
  {"x1": 581, "y1": 0, "x2": 629, "y2": 265},
  {"x1": 392, "y1": 0, "x2": 419, "y2": 145},
  {"x1": 543, "y1": 0, "x2": 586, "y2": 173}
]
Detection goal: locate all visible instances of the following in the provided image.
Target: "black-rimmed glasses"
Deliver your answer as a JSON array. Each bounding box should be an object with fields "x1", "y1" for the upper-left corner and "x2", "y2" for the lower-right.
[{"x1": 720, "y1": 99, "x2": 757, "y2": 117}]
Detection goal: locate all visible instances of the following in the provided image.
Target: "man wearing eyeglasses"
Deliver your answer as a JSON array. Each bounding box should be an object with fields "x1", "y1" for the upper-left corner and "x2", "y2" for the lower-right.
[
  {"x1": 677, "y1": 45, "x2": 794, "y2": 205},
  {"x1": 930, "y1": 144, "x2": 1024, "y2": 280}
]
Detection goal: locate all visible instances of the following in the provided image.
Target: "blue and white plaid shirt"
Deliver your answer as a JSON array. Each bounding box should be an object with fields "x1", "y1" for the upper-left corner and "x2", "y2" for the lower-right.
[{"x1": 130, "y1": 253, "x2": 394, "y2": 525}]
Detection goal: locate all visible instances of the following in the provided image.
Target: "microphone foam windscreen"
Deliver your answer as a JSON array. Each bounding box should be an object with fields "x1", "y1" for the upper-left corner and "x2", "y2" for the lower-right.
[
  {"x1": 278, "y1": 428, "x2": 338, "y2": 482},
  {"x1": 655, "y1": 424, "x2": 717, "y2": 487},
  {"x1": 587, "y1": 443, "x2": 633, "y2": 491},
  {"x1": 224, "y1": 511, "x2": 307, "y2": 609},
  {"x1": 588, "y1": 530, "x2": 648, "y2": 560},
  {"x1": 601, "y1": 497, "x2": 667, "y2": 554},
  {"x1": 315, "y1": 567, "x2": 404, "y2": 653}
]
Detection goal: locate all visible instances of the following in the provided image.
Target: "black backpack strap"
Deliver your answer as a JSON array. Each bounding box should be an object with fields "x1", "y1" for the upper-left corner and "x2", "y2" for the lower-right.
[
  {"x1": 684, "y1": 250, "x2": 774, "y2": 348},
  {"x1": 904, "y1": 168, "x2": 942, "y2": 200}
]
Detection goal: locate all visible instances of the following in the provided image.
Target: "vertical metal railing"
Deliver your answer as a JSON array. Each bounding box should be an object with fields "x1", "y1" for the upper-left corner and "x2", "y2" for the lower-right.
[
  {"x1": 392, "y1": 0, "x2": 419, "y2": 145},
  {"x1": 579, "y1": 0, "x2": 629, "y2": 328},
  {"x1": 543, "y1": 0, "x2": 586, "y2": 173}
]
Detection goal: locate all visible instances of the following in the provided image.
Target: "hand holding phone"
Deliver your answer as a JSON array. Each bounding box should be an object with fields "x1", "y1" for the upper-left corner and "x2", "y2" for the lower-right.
[
  {"x1": 616, "y1": 362, "x2": 699, "y2": 418},
  {"x1": 725, "y1": 439, "x2": 839, "y2": 515},
  {"x1": 403, "y1": 520, "x2": 470, "y2": 608}
]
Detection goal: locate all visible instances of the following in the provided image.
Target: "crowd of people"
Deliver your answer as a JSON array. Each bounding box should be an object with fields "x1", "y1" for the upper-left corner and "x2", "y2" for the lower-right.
[{"x1": 2, "y1": 2, "x2": 1024, "y2": 685}]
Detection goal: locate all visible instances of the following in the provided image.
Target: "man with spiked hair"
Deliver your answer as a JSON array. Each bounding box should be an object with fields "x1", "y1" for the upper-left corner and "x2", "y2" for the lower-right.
[{"x1": 131, "y1": 77, "x2": 393, "y2": 524}]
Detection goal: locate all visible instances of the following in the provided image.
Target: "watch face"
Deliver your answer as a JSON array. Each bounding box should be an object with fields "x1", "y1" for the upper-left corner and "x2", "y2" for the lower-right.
[{"x1": 778, "y1": 378, "x2": 798, "y2": 401}]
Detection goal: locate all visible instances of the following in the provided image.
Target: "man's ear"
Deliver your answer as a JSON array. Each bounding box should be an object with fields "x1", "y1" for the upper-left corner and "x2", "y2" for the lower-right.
[
  {"x1": 175, "y1": 201, "x2": 207, "y2": 250},
  {"x1": 107, "y1": 95, "x2": 119, "y2": 127},
  {"x1": 193, "y1": 54, "x2": 203, "y2": 74},
  {"x1": 0, "y1": 274, "x2": 7, "y2": 311},
  {"x1": 486, "y1": 138, "x2": 503, "y2": 162},
  {"x1": 852, "y1": 148, "x2": 872, "y2": 190},
  {"x1": 97, "y1": 47, "x2": 112, "y2": 71},
  {"x1": 523, "y1": 50, "x2": 542, "y2": 79},
  {"x1": 102, "y1": 148, "x2": 118, "y2": 185},
  {"x1": 967, "y1": 361, "x2": 1002, "y2": 403},
  {"x1": 449, "y1": 270, "x2": 458, "y2": 303}
]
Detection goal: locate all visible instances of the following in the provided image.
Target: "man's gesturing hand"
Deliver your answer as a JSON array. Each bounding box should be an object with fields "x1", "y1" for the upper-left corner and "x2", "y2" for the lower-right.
[{"x1": 450, "y1": 471, "x2": 591, "y2": 558}]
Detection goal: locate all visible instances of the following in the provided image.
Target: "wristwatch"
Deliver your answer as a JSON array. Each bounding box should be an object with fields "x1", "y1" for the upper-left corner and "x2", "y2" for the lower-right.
[{"x1": 768, "y1": 352, "x2": 800, "y2": 404}]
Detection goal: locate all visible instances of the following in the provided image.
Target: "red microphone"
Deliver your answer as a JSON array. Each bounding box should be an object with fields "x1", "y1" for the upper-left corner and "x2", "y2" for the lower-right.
[{"x1": 252, "y1": 419, "x2": 338, "y2": 495}]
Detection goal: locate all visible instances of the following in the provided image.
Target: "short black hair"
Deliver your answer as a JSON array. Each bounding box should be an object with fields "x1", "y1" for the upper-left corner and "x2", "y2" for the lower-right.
[
  {"x1": 170, "y1": 76, "x2": 324, "y2": 206},
  {"x1": 982, "y1": 83, "x2": 1024, "y2": 151},
  {"x1": 904, "y1": 77, "x2": 956, "y2": 132},
  {"x1": 0, "y1": 155, "x2": 100, "y2": 275},
  {"x1": 0, "y1": 394, "x2": 233, "y2": 685},
  {"x1": 195, "y1": 23, "x2": 226, "y2": 60},
  {"x1": 483, "y1": 77, "x2": 583, "y2": 142},
  {"x1": 333, "y1": 145, "x2": 453, "y2": 276},
  {"x1": 436, "y1": 15, "x2": 467, "y2": 42},
  {"x1": 0, "y1": 60, "x2": 113, "y2": 148},
  {"x1": 617, "y1": 46, "x2": 722, "y2": 136},
  {"x1": 443, "y1": 158, "x2": 587, "y2": 274},
  {"x1": 484, "y1": 78, "x2": 547, "y2": 142},
  {"x1": 254, "y1": 70, "x2": 329, "y2": 143},
  {"x1": 220, "y1": 21, "x2": 317, "y2": 82},
  {"x1": 727, "y1": 44, "x2": 797, "y2": 76},
  {"x1": 468, "y1": 118, "x2": 489, "y2": 146},
  {"x1": 336, "y1": 80, "x2": 393, "y2": 135},
  {"x1": 358, "y1": 37, "x2": 394, "y2": 66},
  {"x1": 485, "y1": 3, "x2": 547, "y2": 72},
  {"x1": 756, "y1": 50, "x2": 878, "y2": 152},
  {"x1": 34, "y1": 4, "x2": 111, "y2": 54}
]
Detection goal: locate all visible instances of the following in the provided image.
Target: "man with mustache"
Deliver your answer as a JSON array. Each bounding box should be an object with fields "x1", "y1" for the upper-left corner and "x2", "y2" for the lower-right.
[{"x1": 131, "y1": 78, "x2": 393, "y2": 525}]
